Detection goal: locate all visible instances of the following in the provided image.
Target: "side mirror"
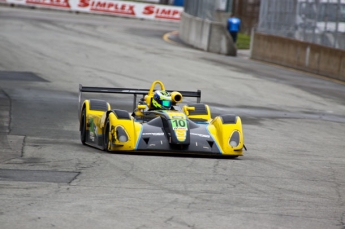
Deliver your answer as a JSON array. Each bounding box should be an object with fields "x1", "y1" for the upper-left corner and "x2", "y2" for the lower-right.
[
  {"x1": 138, "y1": 105, "x2": 147, "y2": 110},
  {"x1": 184, "y1": 106, "x2": 195, "y2": 116}
]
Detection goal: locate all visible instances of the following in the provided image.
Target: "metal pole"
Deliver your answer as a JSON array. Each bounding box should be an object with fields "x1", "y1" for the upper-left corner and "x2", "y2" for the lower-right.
[
  {"x1": 268, "y1": 0, "x2": 273, "y2": 34},
  {"x1": 325, "y1": 0, "x2": 329, "y2": 31},
  {"x1": 334, "y1": 0, "x2": 340, "y2": 48},
  {"x1": 312, "y1": 0, "x2": 318, "y2": 43},
  {"x1": 226, "y1": 0, "x2": 233, "y2": 13}
]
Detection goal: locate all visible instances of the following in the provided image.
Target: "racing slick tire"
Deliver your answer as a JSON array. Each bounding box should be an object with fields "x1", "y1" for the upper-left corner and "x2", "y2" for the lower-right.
[
  {"x1": 103, "y1": 118, "x2": 111, "y2": 152},
  {"x1": 80, "y1": 108, "x2": 87, "y2": 145}
]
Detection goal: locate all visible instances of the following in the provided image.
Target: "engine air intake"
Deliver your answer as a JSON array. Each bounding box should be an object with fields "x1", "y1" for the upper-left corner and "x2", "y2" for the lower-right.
[
  {"x1": 90, "y1": 99, "x2": 108, "y2": 111},
  {"x1": 220, "y1": 114, "x2": 237, "y2": 124},
  {"x1": 113, "y1": 109, "x2": 131, "y2": 120}
]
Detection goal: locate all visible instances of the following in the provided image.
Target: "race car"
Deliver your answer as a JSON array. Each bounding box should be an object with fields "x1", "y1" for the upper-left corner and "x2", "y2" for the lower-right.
[{"x1": 78, "y1": 80, "x2": 246, "y2": 156}]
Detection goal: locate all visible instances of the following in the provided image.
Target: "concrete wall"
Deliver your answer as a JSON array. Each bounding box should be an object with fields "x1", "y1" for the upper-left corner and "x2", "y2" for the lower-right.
[
  {"x1": 179, "y1": 12, "x2": 236, "y2": 56},
  {"x1": 251, "y1": 32, "x2": 345, "y2": 82}
]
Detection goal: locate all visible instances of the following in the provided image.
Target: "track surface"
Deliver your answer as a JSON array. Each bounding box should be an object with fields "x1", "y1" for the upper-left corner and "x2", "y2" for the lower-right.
[{"x1": 0, "y1": 6, "x2": 345, "y2": 229}]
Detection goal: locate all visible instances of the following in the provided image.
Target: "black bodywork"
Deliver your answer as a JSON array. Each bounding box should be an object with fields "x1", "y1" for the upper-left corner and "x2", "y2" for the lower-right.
[{"x1": 135, "y1": 111, "x2": 221, "y2": 154}]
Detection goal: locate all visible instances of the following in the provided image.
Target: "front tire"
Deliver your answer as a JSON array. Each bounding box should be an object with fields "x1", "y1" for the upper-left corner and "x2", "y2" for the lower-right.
[{"x1": 80, "y1": 108, "x2": 86, "y2": 145}]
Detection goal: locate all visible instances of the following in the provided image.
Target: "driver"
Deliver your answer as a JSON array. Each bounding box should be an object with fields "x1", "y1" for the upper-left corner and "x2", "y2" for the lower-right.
[{"x1": 151, "y1": 90, "x2": 172, "y2": 110}]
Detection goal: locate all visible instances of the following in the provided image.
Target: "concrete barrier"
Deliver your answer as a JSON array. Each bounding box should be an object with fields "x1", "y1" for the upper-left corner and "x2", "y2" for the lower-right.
[
  {"x1": 251, "y1": 32, "x2": 345, "y2": 82},
  {"x1": 179, "y1": 12, "x2": 236, "y2": 56}
]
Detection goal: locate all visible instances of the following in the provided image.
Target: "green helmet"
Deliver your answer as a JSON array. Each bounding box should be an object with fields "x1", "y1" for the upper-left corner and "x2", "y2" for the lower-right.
[{"x1": 152, "y1": 90, "x2": 172, "y2": 109}]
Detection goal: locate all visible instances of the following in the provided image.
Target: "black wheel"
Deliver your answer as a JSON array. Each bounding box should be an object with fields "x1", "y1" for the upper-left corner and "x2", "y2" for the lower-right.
[
  {"x1": 103, "y1": 118, "x2": 111, "y2": 152},
  {"x1": 80, "y1": 108, "x2": 86, "y2": 145}
]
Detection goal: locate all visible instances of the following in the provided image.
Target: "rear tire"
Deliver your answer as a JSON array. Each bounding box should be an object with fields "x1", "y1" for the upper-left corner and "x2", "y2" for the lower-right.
[
  {"x1": 80, "y1": 108, "x2": 86, "y2": 145},
  {"x1": 103, "y1": 118, "x2": 111, "y2": 152}
]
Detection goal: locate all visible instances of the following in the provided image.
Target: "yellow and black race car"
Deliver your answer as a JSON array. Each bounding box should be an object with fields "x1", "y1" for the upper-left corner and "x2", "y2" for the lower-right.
[{"x1": 78, "y1": 80, "x2": 246, "y2": 157}]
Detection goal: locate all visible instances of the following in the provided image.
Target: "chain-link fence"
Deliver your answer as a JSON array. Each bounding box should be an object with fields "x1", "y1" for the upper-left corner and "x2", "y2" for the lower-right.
[
  {"x1": 257, "y1": 0, "x2": 345, "y2": 50},
  {"x1": 184, "y1": 0, "x2": 232, "y2": 21}
]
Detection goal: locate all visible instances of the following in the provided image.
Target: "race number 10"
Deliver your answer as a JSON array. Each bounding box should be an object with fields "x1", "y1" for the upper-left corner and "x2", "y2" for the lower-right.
[{"x1": 171, "y1": 119, "x2": 187, "y2": 129}]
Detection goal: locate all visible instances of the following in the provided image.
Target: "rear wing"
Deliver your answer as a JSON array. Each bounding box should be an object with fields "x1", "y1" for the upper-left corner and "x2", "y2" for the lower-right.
[{"x1": 78, "y1": 84, "x2": 201, "y2": 115}]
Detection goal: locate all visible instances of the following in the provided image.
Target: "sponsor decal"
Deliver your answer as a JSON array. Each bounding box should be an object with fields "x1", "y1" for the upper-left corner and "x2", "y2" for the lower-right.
[
  {"x1": 173, "y1": 127, "x2": 187, "y2": 130},
  {"x1": 90, "y1": 132, "x2": 95, "y2": 141},
  {"x1": 26, "y1": 0, "x2": 70, "y2": 8},
  {"x1": 143, "y1": 5, "x2": 181, "y2": 21},
  {"x1": 89, "y1": 117, "x2": 99, "y2": 141},
  {"x1": 190, "y1": 133, "x2": 210, "y2": 138},
  {"x1": 78, "y1": 0, "x2": 135, "y2": 15},
  {"x1": 142, "y1": 133, "x2": 164, "y2": 136},
  {"x1": 172, "y1": 116, "x2": 183, "y2": 119},
  {"x1": 7, "y1": 0, "x2": 181, "y2": 22}
]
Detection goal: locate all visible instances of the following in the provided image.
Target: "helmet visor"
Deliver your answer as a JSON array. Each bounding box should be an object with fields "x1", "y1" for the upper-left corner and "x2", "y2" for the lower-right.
[{"x1": 162, "y1": 100, "x2": 171, "y2": 108}]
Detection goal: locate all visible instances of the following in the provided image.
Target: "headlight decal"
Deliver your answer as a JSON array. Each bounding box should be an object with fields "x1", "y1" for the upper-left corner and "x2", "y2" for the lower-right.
[
  {"x1": 116, "y1": 126, "x2": 129, "y2": 142},
  {"x1": 229, "y1": 131, "x2": 240, "y2": 148}
]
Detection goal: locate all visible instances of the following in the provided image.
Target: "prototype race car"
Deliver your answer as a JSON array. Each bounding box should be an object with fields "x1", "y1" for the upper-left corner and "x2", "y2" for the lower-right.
[{"x1": 78, "y1": 80, "x2": 246, "y2": 156}]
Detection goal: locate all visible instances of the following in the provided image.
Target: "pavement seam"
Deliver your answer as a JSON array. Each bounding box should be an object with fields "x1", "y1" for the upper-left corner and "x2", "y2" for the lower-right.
[{"x1": 1, "y1": 89, "x2": 12, "y2": 134}]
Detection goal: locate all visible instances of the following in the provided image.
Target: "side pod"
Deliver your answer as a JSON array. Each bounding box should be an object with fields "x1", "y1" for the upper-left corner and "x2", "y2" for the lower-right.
[{"x1": 101, "y1": 109, "x2": 142, "y2": 151}]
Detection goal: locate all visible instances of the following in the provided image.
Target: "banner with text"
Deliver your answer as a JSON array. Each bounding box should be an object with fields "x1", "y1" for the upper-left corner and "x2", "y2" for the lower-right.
[{"x1": 3, "y1": 0, "x2": 182, "y2": 22}]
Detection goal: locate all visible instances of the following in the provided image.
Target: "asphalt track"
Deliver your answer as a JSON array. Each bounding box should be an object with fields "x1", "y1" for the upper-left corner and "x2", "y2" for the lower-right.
[{"x1": 0, "y1": 6, "x2": 345, "y2": 229}]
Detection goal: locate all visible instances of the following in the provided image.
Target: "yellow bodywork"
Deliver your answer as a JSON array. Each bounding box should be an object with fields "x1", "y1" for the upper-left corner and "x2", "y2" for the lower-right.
[
  {"x1": 82, "y1": 99, "x2": 143, "y2": 151},
  {"x1": 81, "y1": 100, "x2": 111, "y2": 138},
  {"x1": 104, "y1": 112, "x2": 142, "y2": 151},
  {"x1": 183, "y1": 104, "x2": 212, "y2": 122},
  {"x1": 208, "y1": 116, "x2": 244, "y2": 156}
]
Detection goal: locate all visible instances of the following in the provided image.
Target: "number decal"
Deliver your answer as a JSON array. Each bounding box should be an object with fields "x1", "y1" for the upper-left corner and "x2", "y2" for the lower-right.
[
  {"x1": 172, "y1": 119, "x2": 187, "y2": 129},
  {"x1": 171, "y1": 118, "x2": 188, "y2": 141}
]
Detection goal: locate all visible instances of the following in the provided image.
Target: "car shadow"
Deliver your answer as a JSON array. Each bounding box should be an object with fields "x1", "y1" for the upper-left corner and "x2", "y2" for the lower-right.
[{"x1": 109, "y1": 151, "x2": 241, "y2": 160}]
